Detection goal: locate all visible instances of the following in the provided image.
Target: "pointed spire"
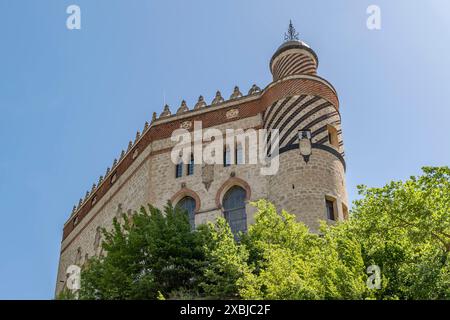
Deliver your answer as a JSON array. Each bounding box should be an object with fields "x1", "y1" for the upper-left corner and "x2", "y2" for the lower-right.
[
  {"x1": 230, "y1": 86, "x2": 242, "y2": 99},
  {"x1": 248, "y1": 84, "x2": 261, "y2": 95},
  {"x1": 194, "y1": 95, "x2": 207, "y2": 109},
  {"x1": 72, "y1": 205, "x2": 77, "y2": 214},
  {"x1": 176, "y1": 100, "x2": 189, "y2": 114},
  {"x1": 106, "y1": 167, "x2": 111, "y2": 176},
  {"x1": 127, "y1": 141, "x2": 133, "y2": 151},
  {"x1": 151, "y1": 112, "x2": 157, "y2": 122},
  {"x1": 160, "y1": 104, "x2": 172, "y2": 117},
  {"x1": 112, "y1": 158, "x2": 118, "y2": 168},
  {"x1": 143, "y1": 121, "x2": 149, "y2": 132},
  {"x1": 78, "y1": 198, "x2": 83, "y2": 208},
  {"x1": 211, "y1": 91, "x2": 224, "y2": 105},
  {"x1": 91, "y1": 183, "x2": 96, "y2": 192},
  {"x1": 135, "y1": 131, "x2": 141, "y2": 142},
  {"x1": 98, "y1": 175, "x2": 103, "y2": 184},
  {"x1": 284, "y1": 20, "x2": 299, "y2": 42},
  {"x1": 120, "y1": 150, "x2": 125, "y2": 159}
]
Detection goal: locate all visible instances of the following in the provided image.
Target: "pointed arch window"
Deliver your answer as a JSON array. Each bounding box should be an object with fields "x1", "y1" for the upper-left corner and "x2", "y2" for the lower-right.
[
  {"x1": 222, "y1": 186, "x2": 247, "y2": 239},
  {"x1": 176, "y1": 196, "x2": 196, "y2": 229},
  {"x1": 175, "y1": 157, "x2": 183, "y2": 178}
]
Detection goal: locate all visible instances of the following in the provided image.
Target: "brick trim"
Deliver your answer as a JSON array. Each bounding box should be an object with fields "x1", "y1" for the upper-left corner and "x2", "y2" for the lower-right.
[{"x1": 170, "y1": 188, "x2": 201, "y2": 213}]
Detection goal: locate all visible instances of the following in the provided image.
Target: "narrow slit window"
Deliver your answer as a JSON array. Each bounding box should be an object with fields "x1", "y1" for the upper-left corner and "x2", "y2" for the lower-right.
[
  {"x1": 187, "y1": 154, "x2": 194, "y2": 176},
  {"x1": 327, "y1": 125, "x2": 339, "y2": 148},
  {"x1": 224, "y1": 147, "x2": 231, "y2": 167}
]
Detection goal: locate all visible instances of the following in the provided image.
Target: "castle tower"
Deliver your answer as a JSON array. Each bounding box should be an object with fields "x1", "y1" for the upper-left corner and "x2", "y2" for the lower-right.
[{"x1": 265, "y1": 21, "x2": 348, "y2": 229}]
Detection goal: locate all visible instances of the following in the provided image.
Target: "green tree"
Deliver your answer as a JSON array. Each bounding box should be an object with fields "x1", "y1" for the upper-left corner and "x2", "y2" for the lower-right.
[
  {"x1": 199, "y1": 218, "x2": 251, "y2": 299},
  {"x1": 79, "y1": 203, "x2": 207, "y2": 300},
  {"x1": 236, "y1": 200, "x2": 368, "y2": 299},
  {"x1": 75, "y1": 166, "x2": 450, "y2": 300},
  {"x1": 348, "y1": 166, "x2": 450, "y2": 299}
]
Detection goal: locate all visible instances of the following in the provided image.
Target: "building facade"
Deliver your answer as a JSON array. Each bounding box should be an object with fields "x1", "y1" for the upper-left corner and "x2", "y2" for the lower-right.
[{"x1": 55, "y1": 25, "x2": 348, "y2": 295}]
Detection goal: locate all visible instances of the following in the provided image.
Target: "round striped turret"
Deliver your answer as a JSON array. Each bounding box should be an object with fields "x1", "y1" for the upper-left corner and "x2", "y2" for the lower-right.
[{"x1": 270, "y1": 40, "x2": 318, "y2": 81}]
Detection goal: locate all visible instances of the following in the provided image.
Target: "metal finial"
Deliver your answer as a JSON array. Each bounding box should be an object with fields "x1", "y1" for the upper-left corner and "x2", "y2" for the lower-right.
[{"x1": 284, "y1": 20, "x2": 299, "y2": 42}]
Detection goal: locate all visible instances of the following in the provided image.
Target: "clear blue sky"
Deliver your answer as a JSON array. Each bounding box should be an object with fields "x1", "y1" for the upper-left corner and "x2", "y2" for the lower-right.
[{"x1": 0, "y1": 0, "x2": 449, "y2": 299}]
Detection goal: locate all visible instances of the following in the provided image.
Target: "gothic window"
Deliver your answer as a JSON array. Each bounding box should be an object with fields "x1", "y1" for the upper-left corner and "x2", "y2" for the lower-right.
[
  {"x1": 222, "y1": 186, "x2": 247, "y2": 239},
  {"x1": 176, "y1": 196, "x2": 196, "y2": 229},
  {"x1": 326, "y1": 198, "x2": 336, "y2": 221},
  {"x1": 187, "y1": 153, "x2": 194, "y2": 176},
  {"x1": 175, "y1": 157, "x2": 183, "y2": 178},
  {"x1": 236, "y1": 143, "x2": 244, "y2": 165}
]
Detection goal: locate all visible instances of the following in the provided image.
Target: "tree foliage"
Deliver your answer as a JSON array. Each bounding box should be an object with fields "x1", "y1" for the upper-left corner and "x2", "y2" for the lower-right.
[
  {"x1": 348, "y1": 166, "x2": 450, "y2": 299},
  {"x1": 79, "y1": 203, "x2": 207, "y2": 299},
  {"x1": 75, "y1": 167, "x2": 450, "y2": 300}
]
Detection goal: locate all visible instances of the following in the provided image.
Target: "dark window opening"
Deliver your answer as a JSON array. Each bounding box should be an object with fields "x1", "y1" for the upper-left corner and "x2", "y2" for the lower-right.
[
  {"x1": 187, "y1": 154, "x2": 194, "y2": 176},
  {"x1": 224, "y1": 147, "x2": 231, "y2": 167},
  {"x1": 326, "y1": 199, "x2": 336, "y2": 221},
  {"x1": 223, "y1": 186, "x2": 247, "y2": 239},
  {"x1": 175, "y1": 159, "x2": 183, "y2": 178},
  {"x1": 176, "y1": 196, "x2": 196, "y2": 229}
]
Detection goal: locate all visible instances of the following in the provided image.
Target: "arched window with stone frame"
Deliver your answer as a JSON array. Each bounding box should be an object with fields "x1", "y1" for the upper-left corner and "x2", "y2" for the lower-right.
[
  {"x1": 175, "y1": 196, "x2": 196, "y2": 230},
  {"x1": 222, "y1": 186, "x2": 247, "y2": 239}
]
